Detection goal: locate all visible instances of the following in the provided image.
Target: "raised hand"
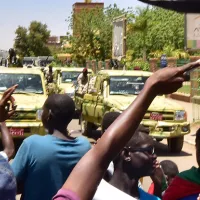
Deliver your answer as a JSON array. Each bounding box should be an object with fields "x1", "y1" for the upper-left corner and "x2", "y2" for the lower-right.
[
  {"x1": 150, "y1": 160, "x2": 168, "y2": 198},
  {"x1": 0, "y1": 85, "x2": 18, "y2": 122},
  {"x1": 147, "y1": 60, "x2": 200, "y2": 95}
]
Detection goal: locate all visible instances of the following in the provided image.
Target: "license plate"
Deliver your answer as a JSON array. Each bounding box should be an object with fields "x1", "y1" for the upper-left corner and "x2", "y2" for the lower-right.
[
  {"x1": 9, "y1": 128, "x2": 24, "y2": 136},
  {"x1": 150, "y1": 112, "x2": 163, "y2": 121}
]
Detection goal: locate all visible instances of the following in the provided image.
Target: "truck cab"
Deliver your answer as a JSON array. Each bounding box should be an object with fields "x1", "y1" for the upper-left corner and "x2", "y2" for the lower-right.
[{"x1": 0, "y1": 67, "x2": 47, "y2": 138}]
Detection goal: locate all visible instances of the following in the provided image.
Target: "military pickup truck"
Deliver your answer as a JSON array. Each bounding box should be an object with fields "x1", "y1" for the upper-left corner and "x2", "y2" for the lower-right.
[
  {"x1": 0, "y1": 67, "x2": 47, "y2": 139},
  {"x1": 75, "y1": 70, "x2": 190, "y2": 153}
]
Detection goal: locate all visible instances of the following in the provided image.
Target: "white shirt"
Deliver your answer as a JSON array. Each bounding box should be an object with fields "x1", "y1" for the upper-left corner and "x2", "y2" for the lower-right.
[
  {"x1": 0, "y1": 151, "x2": 8, "y2": 161},
  {"x1": 107, "y1": 162, "x2": 114, "y2": 175},
  {"x1": 93, "y1": 179, "x2": 137, "y2": 200}
]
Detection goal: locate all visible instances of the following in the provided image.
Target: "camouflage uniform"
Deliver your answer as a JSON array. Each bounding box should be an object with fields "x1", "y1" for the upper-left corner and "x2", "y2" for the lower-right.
[
  {"x1": 77, "y1": 73, "x2": 88, "y2": 93},
  {"x1": 82, "y1": 76, "x2": 97, "y2": 94}
]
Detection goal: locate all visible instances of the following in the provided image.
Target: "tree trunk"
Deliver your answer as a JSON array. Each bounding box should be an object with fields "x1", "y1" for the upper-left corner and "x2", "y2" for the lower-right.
[{"x1": 143, "y1": 46, "x2": 147, "y2": 62}]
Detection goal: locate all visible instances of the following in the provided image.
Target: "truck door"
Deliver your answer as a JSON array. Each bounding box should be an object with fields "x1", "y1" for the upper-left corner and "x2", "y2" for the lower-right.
[
  {"x1": 82, "y1": 76, "x2": 99, "y2": 123},
  {"x1": 93, "y1": 79, "x2": 105, "y2": 124}
]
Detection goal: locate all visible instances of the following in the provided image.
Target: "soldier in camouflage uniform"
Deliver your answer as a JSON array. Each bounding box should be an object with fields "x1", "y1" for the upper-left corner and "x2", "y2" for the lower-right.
[
  {"x1": 45, "y1": 66, "x2": 57, "y2": 95},
  {"x1": 82, "y1": 76, "x2": 97, "y2": 94},
  {"x1": 77, "y1": 68, "x2": 88, "y2": 93}
]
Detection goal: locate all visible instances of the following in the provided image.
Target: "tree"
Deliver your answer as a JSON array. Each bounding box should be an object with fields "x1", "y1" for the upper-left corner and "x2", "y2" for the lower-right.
[
  {"x1": 67, "y1": 4, "x2": 126, "y2": 64},
  {"x1": 14, "y1": 21, "x2": 51, "y2": 57},
  {"x1": 127, "y1": 7, "x2": 149, "y2": 61},
  {"x1": 127, "y1": 7, "x2": 184, "y2": 60},
  {"x1": 14, "y1": 26, "x2": 29, "y2": 57},
  {"x1": 65, "y1": 5, "x2": 185, "y2": 64}
]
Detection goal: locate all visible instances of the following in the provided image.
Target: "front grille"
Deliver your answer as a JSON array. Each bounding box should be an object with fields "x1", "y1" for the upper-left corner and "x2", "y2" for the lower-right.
[
  {"x1": 144, "y1": 111, "x2": 174, "y2": 121},
  {"x1": 23, "y1": 128, "x2": 31, "y2": 133},
  {"x1": 9, "y1": 111, "x2": 36, "y2": 120},
  {"x1": 8, "y1": 127, "x2": 31, "y2": 133},
  {"x1": 8, "y1": 127, "x2": 31, "y2": 137},
  {"x1": 162, "y1": 127, "x2": 171, "y2": 132}
]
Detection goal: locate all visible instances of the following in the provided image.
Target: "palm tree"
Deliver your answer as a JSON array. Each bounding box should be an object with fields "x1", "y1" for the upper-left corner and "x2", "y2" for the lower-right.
[{"x1": 129, "y1": 6, "x2": 149, "y2": 61}]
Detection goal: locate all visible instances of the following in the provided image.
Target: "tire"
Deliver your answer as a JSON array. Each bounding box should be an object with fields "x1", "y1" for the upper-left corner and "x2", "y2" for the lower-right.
[{"x1": 167, "y1": 136, "x2": 184, "y2": 153}]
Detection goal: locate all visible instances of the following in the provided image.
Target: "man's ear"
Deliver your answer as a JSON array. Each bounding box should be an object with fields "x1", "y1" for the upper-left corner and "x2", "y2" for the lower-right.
[
  {"x1": 42, "y1": 109, "x2": 52, "y2": 127},
  {"x1": 122, "y1": 148, "x2": 131, "y2": 162},
  {"x1": 47, "y1": 109, "x2": 53, "y2": 122}
]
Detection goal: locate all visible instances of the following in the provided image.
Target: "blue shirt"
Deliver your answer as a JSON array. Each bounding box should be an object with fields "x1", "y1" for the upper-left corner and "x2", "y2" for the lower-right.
[
  {"x1": 139, "y1": 187, "x2": 161, "y2": 200},
  {"x1": 11, "y1": 134, "x2": 91, "y2": 200},
  {"x1": 180, "y1": 194, "x2": 199, "y2": 200}
]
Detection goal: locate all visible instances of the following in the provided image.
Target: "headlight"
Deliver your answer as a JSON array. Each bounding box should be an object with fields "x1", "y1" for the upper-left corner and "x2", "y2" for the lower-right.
[
  {"x1": 175, "y1": 111, "x2": 187, "y2": 121},
  {"x1": 36, "y1": 110, "x2": 43, "y2": 121}
]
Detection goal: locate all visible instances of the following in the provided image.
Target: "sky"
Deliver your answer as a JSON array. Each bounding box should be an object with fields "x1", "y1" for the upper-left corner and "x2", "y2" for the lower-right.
[{"x1": 0, "y1": 0, "x2": 145, "y2": 50}]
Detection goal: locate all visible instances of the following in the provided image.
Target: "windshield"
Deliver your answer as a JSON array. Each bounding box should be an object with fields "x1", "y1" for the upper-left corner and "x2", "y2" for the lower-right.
[
  {"x1": 62, "y1": 72, "x2": 81, "y2": 83},
  {"x1": 0, "y1": 73, "x2": 44, "y2": 94},
  {"x1": 61, "y1": 71, "x2": 91, "y2": 83},
  {"x1": 110, "y1": 76, "x2": 148, "y2": 95}
]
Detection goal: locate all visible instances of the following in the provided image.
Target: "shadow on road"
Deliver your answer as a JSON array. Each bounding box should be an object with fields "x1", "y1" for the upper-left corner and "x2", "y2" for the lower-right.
[
  {"x1": 154, "y1": 141, "x2": 192, "y2": 157},
  {"x1": 80, "y1": 130, "x2": 193, "y2": 157}
]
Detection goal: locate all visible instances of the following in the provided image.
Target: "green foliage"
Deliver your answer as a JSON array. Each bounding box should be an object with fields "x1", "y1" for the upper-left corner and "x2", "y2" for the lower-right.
[
  {"x1": 190, "y1": 51, "x2": 200, "y2": 56},
  {"x1": 14, "y1": 27, "x2": 29, "y2": 57},
  {"x1": 65, "y1": 5, "x2": 185, "y2": 67},
  {"x1": 127, "y1": 7, "x2": 184, "y2": 60},
  {"x1": 51, "y1": 54, "x2": 76, "y2": 68},
  {"x1": 177, "y1": 85, "x2": 190, "y2": 94},
  {"x1": 67, "y1": 4, "x2": 126, "y2": 64},
  {"x1": 127, "y1": 59, "x2": 150, "y2": 71},
  {"x1": 50, "y1": 54, "x2": 63, "y2": 67},
  {"x1": 14, "y1": 21, "x2": 51, "y2": 57},
  {"x1": 149, "y1": 47, "x2": 190, "y2": 59},
  {"x1": 48, "y1": 46, "x2": 62, "y2": 55}
]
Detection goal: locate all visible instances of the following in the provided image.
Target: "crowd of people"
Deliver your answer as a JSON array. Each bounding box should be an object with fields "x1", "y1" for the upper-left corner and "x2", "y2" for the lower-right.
[{"x1": 0, "y1": 61, "x2": 200, "y2": 200}]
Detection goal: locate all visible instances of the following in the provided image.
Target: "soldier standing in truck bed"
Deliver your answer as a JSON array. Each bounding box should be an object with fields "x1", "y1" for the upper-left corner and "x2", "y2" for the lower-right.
[{"x1": 77, "y1": 68, "x2": 88, "y2": 93}]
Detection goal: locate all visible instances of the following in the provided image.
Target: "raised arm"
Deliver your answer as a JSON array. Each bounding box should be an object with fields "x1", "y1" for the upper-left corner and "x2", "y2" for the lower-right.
[
  {"x1": 0, "y1": 85, "x2": 17, "y2": 160},
  {"x1": 0, "y1": 85, "x2": 18, "y2": 122},
  {"x1": 58, "y1": 62, "x2": 200, "y2": 200},
  {"x1": 0, "y1": 122, "x2": 15, "y2": 160}
]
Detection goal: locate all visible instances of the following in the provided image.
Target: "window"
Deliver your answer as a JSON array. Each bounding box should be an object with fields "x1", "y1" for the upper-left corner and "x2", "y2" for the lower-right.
[
  {"x1": 62, "y1": 71, "x2": 92, "y2": 83},
  {"x1": 0, "y1": 73, "x2": 43, "y2": 94},
  {"x1": 62, "y1": 72, "x2": 81, "y2": 83},
  {"x1": 110, "y1": 76, "x2": 148, "y2": 95}
]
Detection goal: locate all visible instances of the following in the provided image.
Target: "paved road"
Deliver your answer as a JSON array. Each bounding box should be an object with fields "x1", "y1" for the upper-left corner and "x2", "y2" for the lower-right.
[{"x1": 16, "y1": 119, "x2": 197, "y2": 199}]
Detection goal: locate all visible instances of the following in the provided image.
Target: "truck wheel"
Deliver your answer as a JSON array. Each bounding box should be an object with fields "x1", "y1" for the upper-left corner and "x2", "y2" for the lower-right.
[
  {"x1": 80, "y1": 115, "x2": 94, "y2": 137},
  {"x1": 167, "y1": 136, "x2": 184, "y2": 153},
  {"x1": 82, "y1": 121, "x2": 93, "y2": 137}
]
